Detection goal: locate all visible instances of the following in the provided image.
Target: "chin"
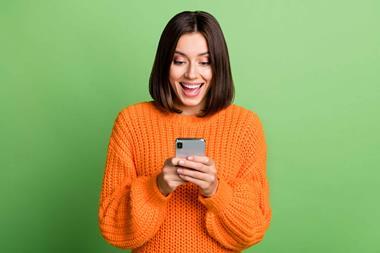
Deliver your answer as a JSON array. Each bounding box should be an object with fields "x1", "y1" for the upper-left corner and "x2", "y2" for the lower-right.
[{"x1": 179, "y1": 98, "x2": 203, "y2": 106}]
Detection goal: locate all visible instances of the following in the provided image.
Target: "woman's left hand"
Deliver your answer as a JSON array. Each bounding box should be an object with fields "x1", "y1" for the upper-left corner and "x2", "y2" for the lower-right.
[{"x1": 176, "y1": 155, "x2": 219, "y2": 197}]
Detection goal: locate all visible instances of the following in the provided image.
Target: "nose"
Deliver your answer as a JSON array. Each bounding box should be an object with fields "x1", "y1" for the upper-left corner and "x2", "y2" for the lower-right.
[{"x1": 184, "y1": 61, "x2": 198, "y2": 79}]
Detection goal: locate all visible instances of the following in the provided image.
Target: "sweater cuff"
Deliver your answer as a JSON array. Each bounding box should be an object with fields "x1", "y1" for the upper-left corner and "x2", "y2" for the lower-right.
[
  {"x1": 198, "y1": 178, "x2": 233, "y2": 213},
  {"x1": 132, "y1": 172, "x2": 172, "y2": 208},
  {"x1": 149, "y1": 172, "x2": 173, "y2": 206}
]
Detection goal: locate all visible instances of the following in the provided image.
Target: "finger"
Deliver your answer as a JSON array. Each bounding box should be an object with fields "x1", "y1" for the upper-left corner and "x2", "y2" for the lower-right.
[
  {"x1": 169, "y1": 157, "x2": 181, "y2": 166},
  {"x1": 177, "y1": 168, "x2": 211, "y2": 182},
  {"x1": 178, "y1": 174, "x2": 208, "y2": 189},
  {"x1": 177, "y1": 160, "x2": 207, "y2": 173},
  {"x1": 187, "y1": 155, "x2": 214, "y2": 166},
  {"x1": 171, "y1": 176, "x2": 186, "y2": 182},
  {"x1": 164, "y1": 172, "x2": 185, "y2": 181}
]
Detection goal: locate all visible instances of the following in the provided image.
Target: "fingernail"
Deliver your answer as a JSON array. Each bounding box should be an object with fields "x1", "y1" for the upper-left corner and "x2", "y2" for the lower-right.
[
  {"x1": 179, "y1": 160, "x2": 184, "y2": 165},
  {"x1": 187, "y1": 156, "x2": 193, "y2": 160}
]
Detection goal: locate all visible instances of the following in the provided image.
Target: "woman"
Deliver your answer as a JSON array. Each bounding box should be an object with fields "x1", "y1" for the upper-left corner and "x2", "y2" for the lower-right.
[{"x1": 98, "y1": 10, "x2": 272, "y2": 253}]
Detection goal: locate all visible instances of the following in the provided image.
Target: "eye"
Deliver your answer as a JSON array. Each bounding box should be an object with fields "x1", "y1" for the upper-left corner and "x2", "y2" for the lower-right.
[
  {"x1": 173, "y1": 60, "x2": 185, "y2": 65},
  {"x1": 200, "y1": 61, "x2": 210, "y2": 65}
]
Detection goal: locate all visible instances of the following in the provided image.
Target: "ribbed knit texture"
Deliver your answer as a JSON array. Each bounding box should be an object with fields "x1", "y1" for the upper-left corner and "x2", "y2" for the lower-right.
[{"x1": 98, "y1": 101, "x2": 272, "y2": 253}]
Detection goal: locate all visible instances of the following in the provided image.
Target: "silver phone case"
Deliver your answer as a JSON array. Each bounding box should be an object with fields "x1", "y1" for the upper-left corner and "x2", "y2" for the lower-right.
[{"x1": 175, "y1": 138, "x2": 206, "y2": 158}]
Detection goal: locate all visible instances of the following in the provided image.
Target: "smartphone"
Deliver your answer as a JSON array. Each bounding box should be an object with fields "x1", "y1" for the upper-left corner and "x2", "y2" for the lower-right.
[{"x1": 175, "y1": 138, "x2": 206, "y2": 158}]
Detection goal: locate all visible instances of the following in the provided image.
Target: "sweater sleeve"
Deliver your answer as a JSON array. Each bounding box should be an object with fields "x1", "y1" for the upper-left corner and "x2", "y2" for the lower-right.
[
  {"x1": 198, "y1": 112, "x2": 272, "y2": 251},
  {"x1": 98, "y1": 110, "x2": 171, "y2": 249}
]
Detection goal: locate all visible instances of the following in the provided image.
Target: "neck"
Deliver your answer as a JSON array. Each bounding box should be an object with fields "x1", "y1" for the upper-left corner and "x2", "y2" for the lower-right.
[
  {"x1": 175, "y1": 103, "x2": 204, "y2": 116},
  {"x1": 173, "y1": 98, "x2": 206, "y2": 116}
]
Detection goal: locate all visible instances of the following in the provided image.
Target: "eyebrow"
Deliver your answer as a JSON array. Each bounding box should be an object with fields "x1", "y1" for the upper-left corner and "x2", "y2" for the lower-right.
[{"x1": 174, "y1": 51, "x2": 209, "y2": 57}]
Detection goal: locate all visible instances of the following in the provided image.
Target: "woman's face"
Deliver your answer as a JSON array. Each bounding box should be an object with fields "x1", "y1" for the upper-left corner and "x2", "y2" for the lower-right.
[{"x1": 169, "y1": 32, "x2": 212, "y2": 114}]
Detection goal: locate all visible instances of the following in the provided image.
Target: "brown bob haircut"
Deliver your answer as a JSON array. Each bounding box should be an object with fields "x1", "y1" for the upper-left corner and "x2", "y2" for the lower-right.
[{"x1": 149, "y1": 10, "x2": 235, "y2": 117}]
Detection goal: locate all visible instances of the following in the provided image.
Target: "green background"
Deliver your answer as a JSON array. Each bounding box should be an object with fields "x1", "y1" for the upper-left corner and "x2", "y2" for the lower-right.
[{"x1": 1, "y1": 0, "x2": 379, "y2": 252}]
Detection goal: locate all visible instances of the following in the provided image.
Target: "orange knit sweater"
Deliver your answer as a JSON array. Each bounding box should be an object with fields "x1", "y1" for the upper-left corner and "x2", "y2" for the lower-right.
[{"x1": 98, "y1": 101, "x2": 272, "y2": 252}]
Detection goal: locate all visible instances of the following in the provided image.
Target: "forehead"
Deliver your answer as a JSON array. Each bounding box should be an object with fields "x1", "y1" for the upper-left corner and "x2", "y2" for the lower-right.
[{"x1": 174, "y1": 32, "x2": 209, "y2": 57}]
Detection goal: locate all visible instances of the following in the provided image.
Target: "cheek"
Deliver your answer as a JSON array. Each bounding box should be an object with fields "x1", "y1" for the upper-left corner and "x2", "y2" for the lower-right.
[
  {"x1": 201, "y1": 69, "x2": 212, "y2": 82},
  {"x1": 169, "y1": 66, "x2": 184, "y2": 81}
]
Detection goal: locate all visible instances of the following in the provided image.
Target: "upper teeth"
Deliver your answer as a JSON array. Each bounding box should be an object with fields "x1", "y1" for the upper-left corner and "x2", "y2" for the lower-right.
[{"x1": 181, "y1": 83, "x2": 202, "y2": 89}]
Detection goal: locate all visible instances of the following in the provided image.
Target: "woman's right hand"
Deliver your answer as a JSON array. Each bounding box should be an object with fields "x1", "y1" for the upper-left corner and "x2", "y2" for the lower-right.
[{"x1": 156, "y1": 157, "x2": 186, "y2": 196}]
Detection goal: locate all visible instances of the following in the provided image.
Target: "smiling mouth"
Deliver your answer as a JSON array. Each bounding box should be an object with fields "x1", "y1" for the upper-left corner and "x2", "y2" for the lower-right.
[
  {"x1": 179, "y1": 82, "x2": 204, "y2": 97},
  {"x1": 179, "y1": 82, "x2": 204, "y2": 89}
]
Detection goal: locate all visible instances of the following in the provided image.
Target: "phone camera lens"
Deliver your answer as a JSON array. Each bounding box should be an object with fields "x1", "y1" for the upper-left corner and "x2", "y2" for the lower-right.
[{"x1": 177, "y1": 142, "x2": 183, "y2": 149}]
